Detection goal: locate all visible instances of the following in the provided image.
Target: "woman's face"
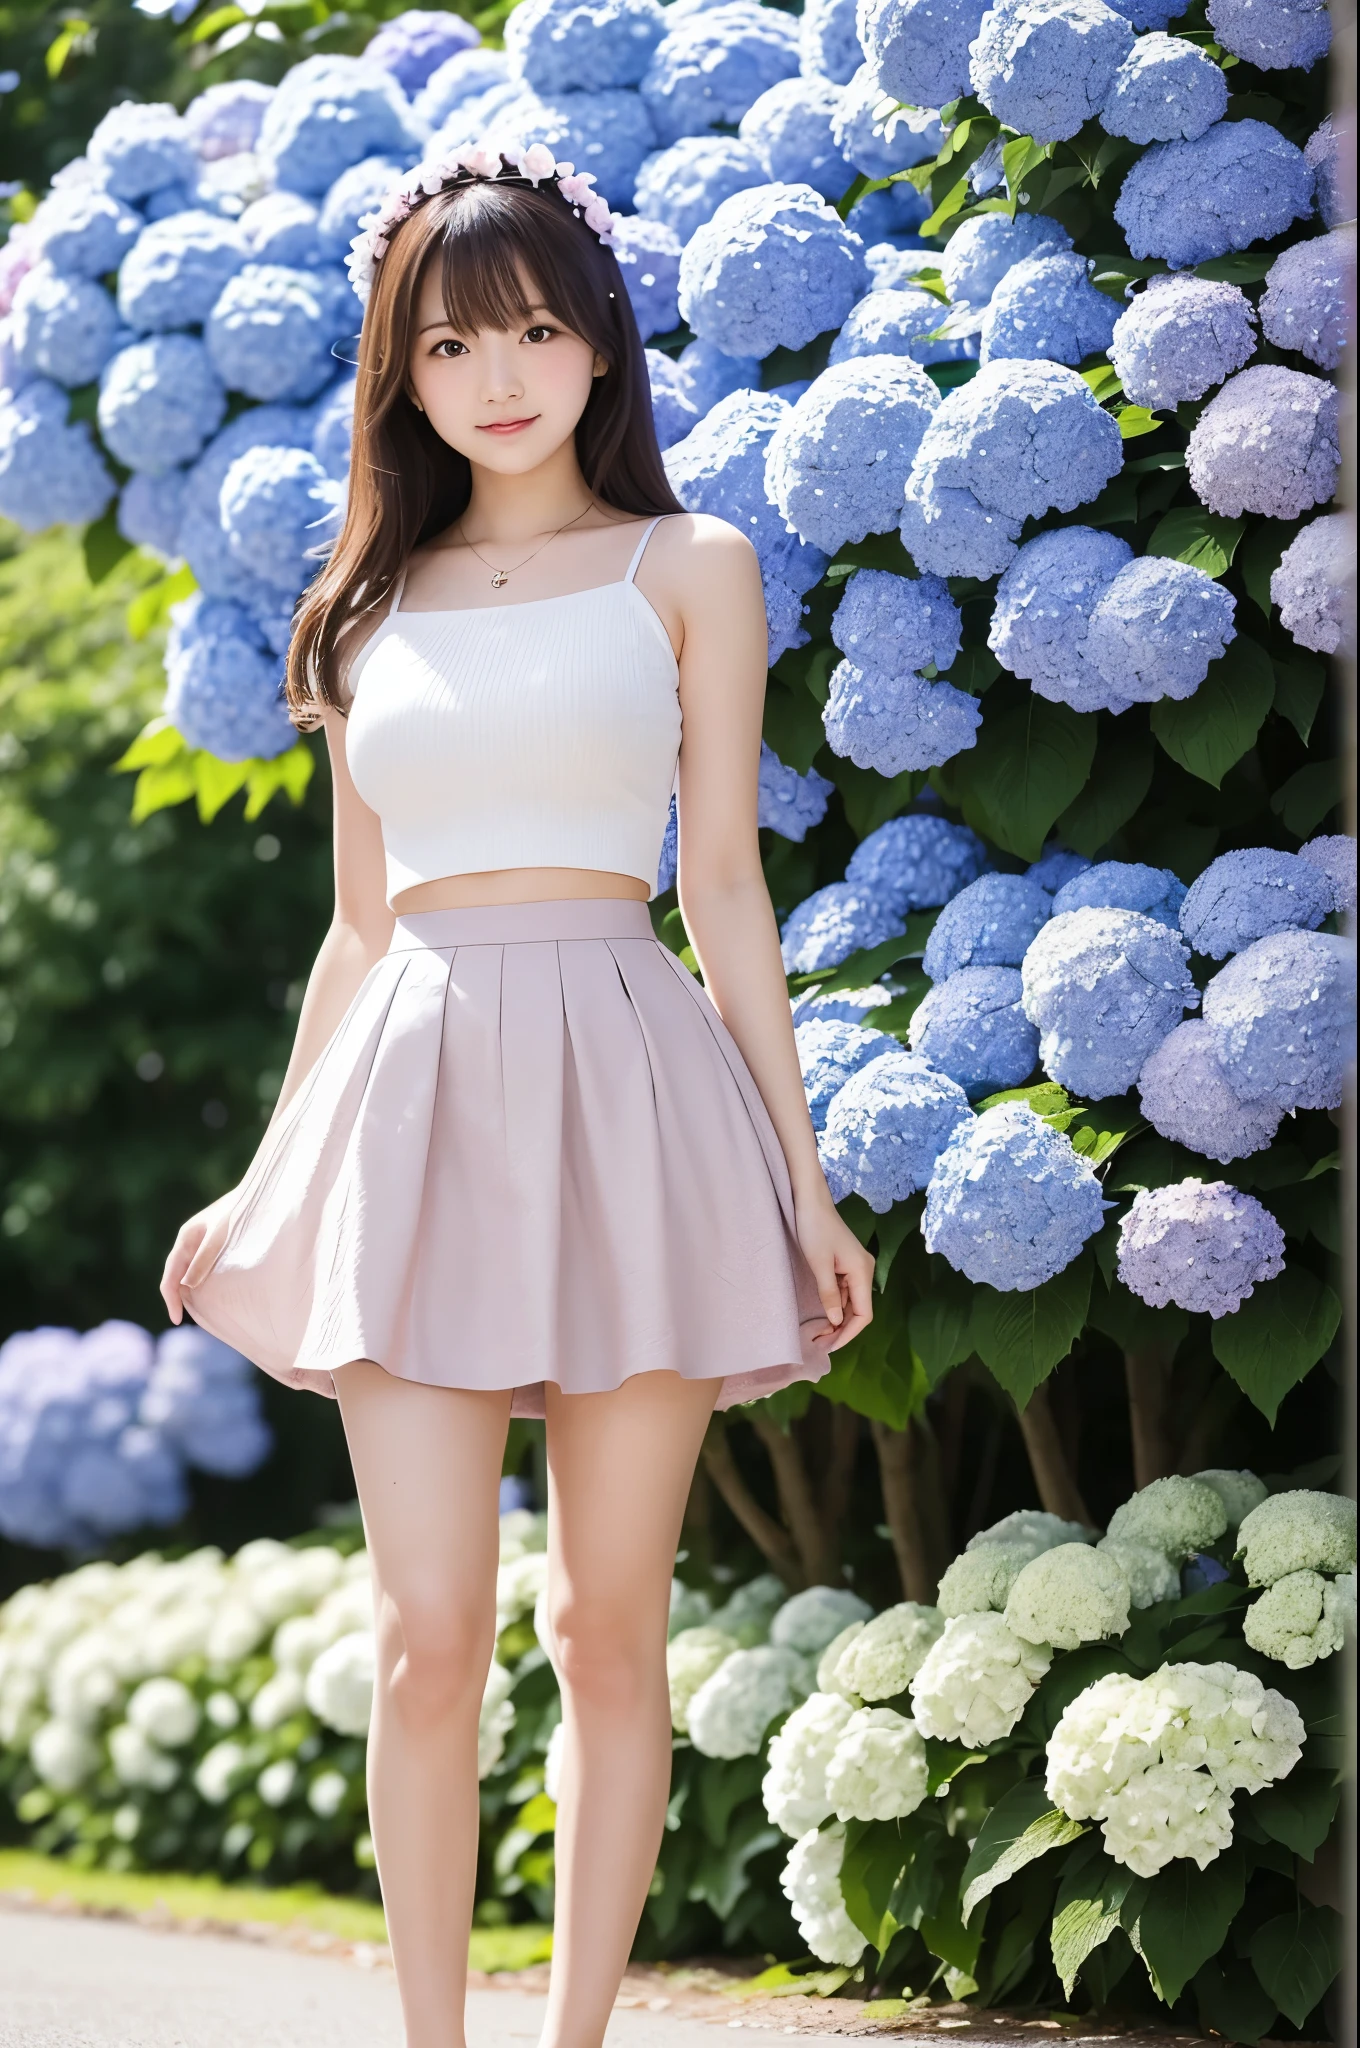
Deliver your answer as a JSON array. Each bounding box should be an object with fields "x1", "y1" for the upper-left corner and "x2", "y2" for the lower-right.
[{"x1": 406, "y1": 257, "x2": 606, "y2": 475}]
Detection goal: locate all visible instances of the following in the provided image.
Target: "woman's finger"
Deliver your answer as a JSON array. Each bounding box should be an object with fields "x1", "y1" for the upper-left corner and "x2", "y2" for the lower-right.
[
  {"x1": 182, "y1": 1215, "x2": 228, "y2": 1293},
  {"x1": 813, "y1": 1260, "x2": 845, "y2": 1331}
]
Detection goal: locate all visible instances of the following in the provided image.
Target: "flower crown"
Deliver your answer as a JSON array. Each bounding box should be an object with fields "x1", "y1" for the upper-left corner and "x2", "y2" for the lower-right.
[{"x1": 346, "y1": 143, "x2": 619, "y2": 304}]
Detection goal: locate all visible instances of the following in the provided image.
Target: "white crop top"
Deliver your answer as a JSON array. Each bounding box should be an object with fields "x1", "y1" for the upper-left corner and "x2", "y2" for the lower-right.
[{"x1": 346, "y1": 519, "x2": 681, "y2": 907}]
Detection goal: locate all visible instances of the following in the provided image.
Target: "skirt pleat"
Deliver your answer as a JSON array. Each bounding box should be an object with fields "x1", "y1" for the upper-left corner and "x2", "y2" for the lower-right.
[{"x1": 185, "y1": 900, "x2": 829, "y2": 1416}]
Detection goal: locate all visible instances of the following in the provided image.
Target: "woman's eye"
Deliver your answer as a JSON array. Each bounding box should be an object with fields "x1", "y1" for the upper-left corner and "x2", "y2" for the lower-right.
[
  {"x1": 525, "y1": 325, "x2": 554, "y2": 343},
  {"x1": 433, "y1": 338, "x2": 466, "y2": 358}
]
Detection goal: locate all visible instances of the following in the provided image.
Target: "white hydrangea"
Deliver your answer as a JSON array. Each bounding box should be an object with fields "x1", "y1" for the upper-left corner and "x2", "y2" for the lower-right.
[
  {"x1": 1326, "y1": 1570, "x2": 1356, "y2": 1643},
  {"x1": 543, "y1": 1717, "x2": 565, "y2": 1803},
  {"x1": 108, "y1": 1720, "x2": 178, "y2": 1790},
  {"x1": 936, "y1": 1543, "x2": 1031, "y2": 1618},
  {"x1": 668, "y1": 1578, "x2": 714, "y2": 1637},
  {"x1": 1193, "y1": 1468, "x2": 1268, "y2": 1528},
  {"x1": 966, "y1": 1509, "x2": 1093, "y2": 1559},
  {"x1": 257, "y1": 1758, "x2": 297, "y2": 1807},
  {"x1": 709, "y1": 1573, "x2": 789, "y2": 1645},
  {"x1": 249, "y1": 1668, "x2": 307, "y2": 1730},
  {"x1": 1154, "y1": 1661, "x2": 1304, "y2": 1794},
  {"x1": 770, "y1": 1585, "x2": 873, "y2": 1656},
  {"x1": 194, "y1": 1738, "x2": 248, "y2": 1805},
  {"x1": 204, "y1": 1690, "x2": 241, "y2": 1730},
  {"x1": 1096, "y1": 1537, "x2": 1181, "y2": 1610},
  {"x1": 1243, "y1": 1570, "x2": 1347, "y2": 1668},
  {"x1": 479, "y1": 1658, "x2": 516, "y2": 1778},
  {"x1": 833, "y1": 1602, "x2": 944, "y2": 1701},
  {"x1": 1105, "y1": 1475, "x2": 1228, "y2": 1562},
  {"x1": 1045, "y1": 1671, "x2": 1155, "y2": 1818},
  {"x1": 1237, "y1": 1489, "x2": 1357, "y2": 1587},
  {"x1": 1098, "y1": 1761, "x2": 1235, "y2": 1878},
  {"x1": 666, "y1": 1626, "x2": 740, "y2": 1734},
  {"x1": 29, "y1": 1716, "x2": 101, "y2": 1792},
  {"x1": 308, "y1": 1768, "x2": 349, "y2": 1818},
  {"x1": 910, "y1": 1613, "x2": 1052, "y2": 1747},
  {"x1": 824, "y1": 1706, "x2": 929, "y2": 1823},
  {"x1": 762, "y1": 1690, "x2": 856, "y2": 1835},
  {"x1": 125, "y1": 1675, "x2": 199, "y2": 1748},
  {"x1": 304, "y1": 1629, "x2": 375, "y2": 1737},
  {"x1": 780, "y1": 1823, "x2": 867, "y2": 1967},
  {"x1": 498, "y1": 1509, "x2": 548, "y2": 1562},
  {"x1": 496, "y1": 1550, "x2": 550, "y2": 1630},
  {"x1": 687, "y1": 1645, "x2": 809, "y2": 1759},
  {"x1": 1004, "y1": 1544, "x2": 1131, "y2": 1651},
  {"x1": 816, "y1": 1620, "x2": 866, "y2": 1698}
]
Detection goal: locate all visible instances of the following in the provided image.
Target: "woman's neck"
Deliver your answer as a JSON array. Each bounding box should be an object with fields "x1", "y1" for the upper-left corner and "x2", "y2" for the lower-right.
[{"x1": 462, "y1": 444, "x2": 595, "y2": 547}]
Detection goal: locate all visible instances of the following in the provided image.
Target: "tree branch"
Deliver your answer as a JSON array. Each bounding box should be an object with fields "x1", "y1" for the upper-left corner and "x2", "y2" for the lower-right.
[
  {"x1": 751, "y1": 1411, "x2": 841, "y2": 1585},
  {"x1": 1015, "y1": 1384, "x2": 1093, "y2": 1527},
  {"x1": 1124, "y1": 1349, "x2": 1174, "y2": 1489},
  {"x1": 870, "y1": 1420, "x2": 936, "y2": 1603},
  {"x1": 820, "y1": 1406, "x2": 861, "y2": 1548},
  {"x1": 700, "y1": 1424, "x2": 802, "y2": 1587}
]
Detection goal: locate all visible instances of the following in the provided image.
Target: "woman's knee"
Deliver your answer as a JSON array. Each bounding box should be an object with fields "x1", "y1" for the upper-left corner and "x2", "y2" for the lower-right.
[
  {"x1": 376, "y1": 1585, "x2": 496, "y2": 1727},
  {"x1": 548, "y1": 1593, "x2": 659, "y2": 1713}
]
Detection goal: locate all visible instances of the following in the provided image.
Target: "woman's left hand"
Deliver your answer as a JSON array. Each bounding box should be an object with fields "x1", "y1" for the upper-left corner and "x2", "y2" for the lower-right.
[{"x1": 794, "y1": 1190, "x2": 875, "y2": 1351}]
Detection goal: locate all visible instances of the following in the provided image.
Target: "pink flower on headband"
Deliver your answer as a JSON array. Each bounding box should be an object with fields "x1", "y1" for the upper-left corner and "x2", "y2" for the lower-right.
[
  {"x1": 457, "y1": 142, "x2": 502, "y2": 178},
  {"x1": 513, "y1": 142, "x2": 558, "y2": 184},
  {"x1": 557, "y1": 170, "x2": 598, "y2": 207}
]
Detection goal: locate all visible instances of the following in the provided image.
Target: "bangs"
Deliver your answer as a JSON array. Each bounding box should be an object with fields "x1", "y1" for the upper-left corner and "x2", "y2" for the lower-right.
[{"x1": 428, "y1": 182, "x2": 578, "y2": 338}]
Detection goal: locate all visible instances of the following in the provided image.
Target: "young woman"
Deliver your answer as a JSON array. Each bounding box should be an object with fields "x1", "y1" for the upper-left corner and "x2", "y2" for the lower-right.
[{"x1": 161, "y1": 146, "x2": 873, "y2": 2048}]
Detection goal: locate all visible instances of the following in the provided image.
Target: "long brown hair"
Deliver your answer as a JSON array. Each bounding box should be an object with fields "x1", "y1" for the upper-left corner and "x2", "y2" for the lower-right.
[{"x1": 287, "y1": 174, "x2": 682, "y2": 713}]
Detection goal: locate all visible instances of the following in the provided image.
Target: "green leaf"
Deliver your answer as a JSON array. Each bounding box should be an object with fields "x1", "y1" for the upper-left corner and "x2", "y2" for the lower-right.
[
  {"x1": 970, "y1": 1253, "x2": 1093, "y2": 1408},
  {"x1": 243, "y1": 742, "x2": 315, "y2": 820},
  {"x1": 1080, "y1": 364, "x2": 1124, "y2": 403},
  {"x1": 1193, "y1": 1960, "x2": 1277, "y2": 2045},
  {"x1": 1211, "y1": 1267, "x2": 1343, "y2": 1423},
  {"x1": 1056, "y1": 719, "x2": 1154, "y2": 856},
  {"x1": 976, "y1": 1080, "x2": 1072, "y2": 1119},
  {"x1": 920, "y1": 172, "x2": 972, "y2": 237},
  {"x1": 789, "y1": 914, "x2": 935, "y2": 999},
  {"x1": 1131, "y1": 1847, "x2": 1245, "y2": 2006},
  {"x1": 1051, "y1": 1849, "x2": 1145, "y2": 1999},
  {"x1": 1150, "y1": 634, "x2": 1274, "y2": 787},
  {"x1": 1146, "y1": 507, "x2": 1246, "y2": 578},
  {"x1": 1194, "y1": 251, "x2": 1276, "y2": 283},
  {"x1": 1252, "y1": 1903, "x2": 1343, "y2": 2028},
  {"x1": 907, "y1": 1292, "x2": 974, "y2": 1389},
  {"x1": 1271, "y1": 655, "x2": 1327, "y2": 746},
  {"x1": 961, "y1": 1792, "x2": 1086, "y2": 1923},
  {"x1": 1250, "y1": 1770, "x2": 1341, "y2": 1861},
  {"x1": 82, "y1": 510, "x2": 135, "y2": 586},
  {"x1": 951, "y1": 696, "x2": 1098, "y2": 862},
  {"x1": 128, "y1": 757, "x2": 199, "y2": 822},
  {"x1": 194, "y1": 752, "x2": 253, "y2": 823},
  {"x1": 1086, "y1": 1275, "x2": 1188, "y2": 1362},
  {"x1": 924, "y1": 1742, "x2": 987, "y2": 1794},
  {"x1": 1116, "y1": 405, "x2": 1161, "y2": 439},
  {"x1": 1239, "y1": 518, "x2": 1302, "y2": 617},
  {"x1": 114, "y1": 716, "x2": 188, "y2": 775},
  {"x1": 1063, "y1": 1097, "x2": 1146, "y2": 1168},
  {"x1": 1271, "y1": 760, "x2": 1342, "y2": 838},
  {"x1": 832, "y1": 760, "x2": 929, "y2": 837},
  {"x1": 872, "y1": 1202, "x2": 919, "y2": 1290},
  {"x1": 820, "y1": 1301, "x2": 926, "y2": 1429},
  {"x1": 840, "y1": 1819, "x2": 912, "y2": 1955},
  {"x1": 127, "y1": 562, "x2": 197, "y2": 641},
  {"x1": 763, "y1": 677, "x2": 828, "y2": 774},
  {"x1": 945, "y1": 644, "x2": 1002, "y2": 695},
  {"x1": 1002, "y1": 134, "x2": 1055, "y2": 199}
]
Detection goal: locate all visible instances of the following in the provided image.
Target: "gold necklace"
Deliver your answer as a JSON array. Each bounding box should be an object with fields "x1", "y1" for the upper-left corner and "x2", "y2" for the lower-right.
[{"x1": 457, "y1": 500, "x2": 595, "y2": 590}]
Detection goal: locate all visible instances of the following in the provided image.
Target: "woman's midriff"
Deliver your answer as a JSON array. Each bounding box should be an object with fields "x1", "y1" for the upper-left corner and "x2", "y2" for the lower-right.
[{"x1": 390, "y1": 866, "x2": 652, "y2": 914}]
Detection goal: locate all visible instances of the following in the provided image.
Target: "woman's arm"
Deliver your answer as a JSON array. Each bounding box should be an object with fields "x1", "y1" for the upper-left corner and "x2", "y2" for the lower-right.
[{"x1": 655, "y1": 516, "x2": 874, "y2": 1350}]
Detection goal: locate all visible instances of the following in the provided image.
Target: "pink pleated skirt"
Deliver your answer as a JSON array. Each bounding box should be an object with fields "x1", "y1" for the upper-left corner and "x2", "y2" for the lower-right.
[{"x1": 184, "y1": 899, "x2": 830, "y2": 1417}]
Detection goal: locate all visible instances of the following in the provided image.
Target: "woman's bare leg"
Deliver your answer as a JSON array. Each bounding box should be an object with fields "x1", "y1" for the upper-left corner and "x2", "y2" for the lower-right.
[
  {"x1": 334, "y1": 1361, "x2": 514, "y2": 2048},
  {"x1": 539, "y1": 1372, "x2": 721, "y2": 2048}
]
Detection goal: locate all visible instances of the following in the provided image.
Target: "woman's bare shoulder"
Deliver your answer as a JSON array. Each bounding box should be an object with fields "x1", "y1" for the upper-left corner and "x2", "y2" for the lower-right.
[{"x1": 648, "y1": 511, "x2": 760, "y2": 589}]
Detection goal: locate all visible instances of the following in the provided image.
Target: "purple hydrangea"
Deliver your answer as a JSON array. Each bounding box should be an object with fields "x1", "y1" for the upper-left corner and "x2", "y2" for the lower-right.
[
  {"x1": 118, "y1": 468, "x2": 187, "y2": 558},
  {"x1": 759, "y1": 741, "x2": 834, "y2": 840},
  {"x1": 633, "y1": 136, "x2": 766, "y2": 244},
  {"x1": 846, "y1": 814, "x2": 988, "y2": 913},
  {"x1": 184, "y1": 79, "x2": 276, "y2": 161},
  {"x1": 179, "y1": 404, "x2": 315, "y2": 606},
  {"x1": 923, "y1": 1102, "x2": 1107, "y2": 1289},
  {"x1": 1117, "y1": 1180, "x2": 1286, "y2": 1319},
  {"x1": 989, "y1": 526, "x2": 1136, "y2": 713},
  {"x1": 1137, "y1": 1019, "x2": 1281, "y2": 1162},
  {"x1": 979, "y1": 251, "x2": 1119, "y2": 367},
  {"x1": 820, "y1": 1049, "x2": 973, "y2": 1210},
  {"x1": 140, "y1": 1325, "x2": 274, "y2": 1478},
  {"x1": 612, "y1": 215, "x2": 682, "y2": 340},
  {"x1": 414, "y1": 48, "x2": 511, "y2": 129},
  {"x1": 257, "y1": 56, "x2": 420, "y2": 197},
  {"x1": 1180, "y1": 848, "x2": 1333, "y2": 960},
  {"x1": 1189, "y1": 366, "x2": 1342, "y2": 521},
  {"x1": 1304, "y1": 117, "x2": 1345, "y2": 229},
  {"x1": 506, "y1": 0, "x2": 666, "y2": 93},
  {"x1": 1259, "y1": 231, "x2": 1352, "y2": 372},
  {"x1": 801, "y1": 0, "x2": 866, "y2": 83},
  {"x1": 207, "y1": 263, "x2": 355, "y2": 403},
  {"x1": 1021, "y1": 906, "x2": 1198, "y2": 1098},
  {"x1": 1109, "y1": 275, "x2": 1257, "y2": 410},
  {"x1": 677, "y1": 337, "x2": 761, "y2": 411},
  {"x1": 1298, "y1": 834, "x2": 1356, "y2": 914},
  {"x1": 857, "y1": 0, "x2": 989, "y2": 107},
  {"x1": 641, "y1": 3, "x2": 800, "y2": 145},
  {"x1": 491, "y1": 88, "x2": 658, "y2": 208},
  {"x1": 220, "y1": 444, "x2": 343, "y2": 596},
  {"x1": 368, "y1": 9, "x2": 481, "y2": 95},
  {"x1": 165, "y1": 593, "x2": 296, "y2": 761},
  {"x1": 765, "y1": 355, "x2": 940, "y2": 553},
  {"x1": 664, "y1": 388, "x2": 827, "y2": 609},
  {"x1": 924, "y1": 872, "x2": 1053, "y2": 981},
  {"x1": 88, "y1": 101, "x2": 196, "y2": 201},
  {"x1": 1206, "y1": 0, "x2": 1329, "y2": 69},
  {"x1": 0, "y1": 377, "x2": 115, "y2": 531},
  {"x1": 831, "y1": 64, "x2": 942, "y2": 179},
  {"x1": 832, "y1": 567, "x2": 962, "y2": 673},
  {"x1": 678, "y1": 182, "x2": 868, "y2": 358},
  {"x1": 739, "y1": 77, "x2": 849, "y2": 199},
  {"x1": 1084, "y1": 556, "x2": 1237, "y2": 704},
  {"x1": 1100, "y1": 33, "x2": 1227, "y2": 143},
  {"x1": 28, "y1": 184, "x2": 141, "y2": 280},
  {"x1": 1054, "y1": 861, "x2": 1186, "y2": 930},
  {"x1": 117, "y1": 211, "x2": 249, "y2": 333},
  {"x1": 239, "y1": 191, "x2": 325, "y2": 268},
  {"x1": 10, "y1": 265, "x2": 124, "y2": 389},
  {"x1": 648, "y1": 351, "x2": 700, "y2": 450},
  {"x1": 781, "y1": 882, "x2": 907, "y2": 973},
  {"x1": 908, "y1": 965, "x2": 1039, "y2": 1098},
  {"x1": 1027, "y1": 845, "x2": 1090, "y2": 892},
  {"x1": 316, "y1": 156, "x2": 405, "y2": 264},
  {"x1": 311, "y1": 372, "x2": 357, "y2": 481},
  {"x1": 941, "y1": 211, "x2": 1073, "y2": 312},
  {"x1": 98, "y1": 334, "x2": 227, "y2": 475},
  {"x1": 829, "y1": 286, "x2": 975, "y2": 369},
  {"x1": 1202, "y1": 929, "x2": 1356, "y2": 1112},
  {"x1": 1114, "y1": 119, "x2": 1315, "y2": 270},
  {"x1": 824, "y1": 662, "x2": 982, "y2": 773},
  {"x1": 796, "y1": 1016, "x2": 898, "y2": 1128},
  {"x1": 969, "y1": 0, "x2": 1134, "y2": 145}
]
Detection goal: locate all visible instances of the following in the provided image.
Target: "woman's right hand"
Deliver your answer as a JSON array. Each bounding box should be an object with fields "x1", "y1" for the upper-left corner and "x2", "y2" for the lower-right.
[{"x1": 160, "y1": 1191, "x2": 237, "y2": 1324}]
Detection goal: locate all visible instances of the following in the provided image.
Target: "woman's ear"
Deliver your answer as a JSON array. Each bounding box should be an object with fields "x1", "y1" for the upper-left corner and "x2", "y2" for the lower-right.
[{"x1": 592, "y1": 354, "x2": 608, "y2": 380}]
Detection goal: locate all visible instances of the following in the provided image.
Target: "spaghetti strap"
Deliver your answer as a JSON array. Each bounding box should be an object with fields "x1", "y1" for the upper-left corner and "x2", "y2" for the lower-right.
[
  {"x1": 623, "y1": 517, "x2": 664, "y2": 586},
  {"x1": 388, "y1": 567, "x2": 408, "y2": 615}
]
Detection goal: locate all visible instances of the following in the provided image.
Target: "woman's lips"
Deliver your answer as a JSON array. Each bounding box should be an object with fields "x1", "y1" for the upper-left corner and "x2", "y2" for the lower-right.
[{"x1": 478, "y1": 417, "x2": 538, "y2": 435}]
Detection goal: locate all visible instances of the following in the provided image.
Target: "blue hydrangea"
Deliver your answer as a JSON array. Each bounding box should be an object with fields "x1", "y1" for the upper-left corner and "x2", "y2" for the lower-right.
[
  {"x1": 1187, "y1": 365, "x2": 1340, "y2": 521},
  {"x1": 258, "y1": 56, "x2": 421, "y2": 198},
  {"x1": 940, "y1": 210, "x2": 1073, "y2": 312},
  {"x1": 117, "y1": 211, "x2": 249, "y2": 333},
  {"x1": 220, "y1": 444, "x2": 343, "y2": 596},
  {"x1": 506, "y1": 0, "x2": 666, "y2": 94},
  {"x1": 739, "y1": 77, "x2": 850, "y2": 199},
  {"x1": 759, "y1": 741, "x2": 833, "y2": 840},
  {"x1": 88, "y1": 101, "x2": 196, "y2": 201},
  {"x1": 781, "y1": 882, "x2": 907, "y2": 973},
  {"x1": 28, "y1": 184, "x2": 141, "y2": 280},
  {"x1": 641, "y1": 4, "x2": 801, "y2": 145},
  {"x1": 800, "y1": 0, "x2": 864, "y2": 82},
  {"x1": 1204, "y1": 930, "x2": 1356, "y2": 1112},
  {"x1": 1304, "y1": 116, "x2": 1344, "y2": 229},
  {"x1": 765, "y1": 573, "x2": 808, "y2": 657},
  {"x1": 184, "y1": 79, "x2": 275, "y2": 161},
  {"x1": 1108, "y1": 275, "x2": 1256, "y2": 410},
  {"x1": 1137, "y1": 1020, "x2": 1281, "y2": 1163},
  {"x1": 0, "y1": 377, "x2": 115, "y2": 531},
  {"x1": 796, "y1": 1016, "x2": 898, "y2": 1128},
  {"x1": 831, "y1": 65, "x2": 943, "y2": 179},
  {"x1": 10, "y1": 265, "x2": 124, "y2": 388},
  {"x1": 368, "y1": 9, "x2": 480, "y2": 95},
  {"x1": 316, "y1": 156, "x2": 404, "y2": 264},
  {"x1": 856, "y1": 0, "x2": 988, "y2": 107},
  {"x1": 179, "y1": 404, "x2": 315, "y2": 606},
  {"x1": 1114, "y1": 118, "x2": 1315, "y2": 270},
  {"x1": 613, "y1": 215, "x2": 682, "y2": 340},
  {"x1": 1260, "y1": 230, "x2": 1351, "y2": 372},
  {"x1": 924, "y1": 872, "x2": 1052, "y2": 981},
  {"x1": 1026, "y1": 845, "x2": 1090, "y2": 893},
  {"x1": 765, "y1": 355, "x2": 940, "y2": 553},
  {"x1": 849, "y1": 182, "x2": 931, "y2": 242},
  {"x1": 970, "y1": 0, "x2": 1134, "y2": 144},
  {"x1": 863, "y1": 249, "x2": 938, "y2": 294},
  {"x1": 679, "y1": 182, "x2": 867, "y2": 359},
  {"x1": 492, "y1": 88, "x2": 658, "y2": 208},
  {"x1": 140, "y1": 1325, "x2": 274, "y2": 1480},
  {"x1": 821, "y1": 1050, "x2": 973, "y2": 1210},
  {"x1": 647, "y1": 351, "x2": 699, "y2": 449},
  {"x1": 633, "y1": 136, "x2": 766, "y2": 244},
  {"x1": 165, "y1": 592, "x2": 296, "y2": 760},
  {"x1": 310, "y1": 371, "x2": 356, "y2": 479},
  {"x1": 847, "y1": 813, "x2": 989, "y2": 912},
  {"x1": 989, "y1": 526, "x2": 1136, "y2": 713},
  {"x1": 791, "y1": 982, "x2": 892, "y2": 1025},
  {"x1": 829, "y1": 285, "x2": 974, "y2": 368},
  {"x1": 923, "y1": 1101, "x2": 1106, "y2": 1289},
  {"x1": 207, "y1": 263, "x2": 354, "y2": 403},
  {"x1": 239, "y1": 192, "x2": 325, "y2": 269},
  {"x1": 824, "y1": 662, "x2": 982, "y2": 773},
  {"x1": 1021, "y1": 906, "x2": 1198, "y2": 1098},
  {"x1": 1082, "y1": 555, "x2": 1237, "y2": 707},
  {"x1": 1273, "y1": 515, "x2": 1354, "y2": 656},
  {"x1": 1180, "y1": 848, "x2": 1332, "y2": 960},
  {"x1": 664, "y1": 388, "x2": 827, "y2": 601},
  {"x1": 427, "y1": 78, "x2": 526, "y2": 154},
  {"x1": 415, "y1": 47, "x2": 511, "y2": 129},
  {"x1": 901, "y1": 360, "x2": 1124, "y2": 579},
  {"x1": 1100, "y1": 33, "x2": 1227, "y2": 144},
  {"x1": 189, "y1": 154, "x2": 272, "y2": 220},
  {"x1": 677, "y1": 336, "x2": 760, "y2": 411},
  {"x1": 98, "y1": 334, "x2": 227, "y2": 475},
  {"x1": 118, "y1": 468, "x2": 187, "y2": 556},
  {"x1": 979, "y1": 252, "x2": 1119, "y2": 367},
  {"x1": 1206, "y1": 0, "x2": 1329, "y2": 69},
  {"x1": 1054, "y1": 861, "x2": 1186, "y2": 930},
  {"x1": 1117, "y1": 1180, "x2": 1286, "y2": 1319},
  {"x1": 1299, "y1": 833, "x2": 1357, "y2": 914},
  {"x1": 833, "y1": 567, "x2": 962, "y2": 673},
  {"x1": 656, "y1": 794, "x2": 678, "y2": 891},
  {"x1": 908, "y1": 965, "x2": 1039, "y2": 1098},
  {"x1": 1104, "y1": 0, "x2": 1181, "y2": 24}
]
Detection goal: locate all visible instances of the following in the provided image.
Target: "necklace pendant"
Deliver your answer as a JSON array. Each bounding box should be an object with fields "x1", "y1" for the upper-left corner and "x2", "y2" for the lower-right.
[{"x1": 491, "y1": 569, "x2": 509, "y2": 589}]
